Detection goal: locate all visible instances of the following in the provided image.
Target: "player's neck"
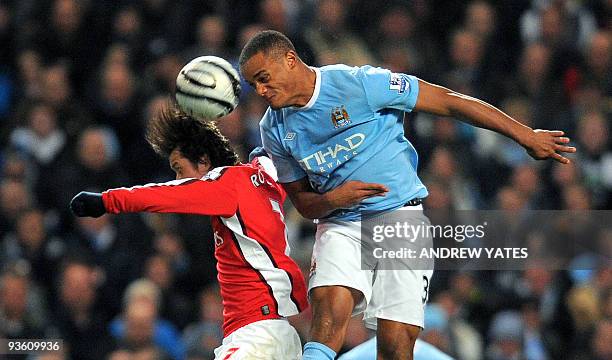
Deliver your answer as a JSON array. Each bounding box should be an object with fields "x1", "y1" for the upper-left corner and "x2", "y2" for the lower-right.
[{"x1": 290, "y1": 65, "x2": 316, "y2": 107}]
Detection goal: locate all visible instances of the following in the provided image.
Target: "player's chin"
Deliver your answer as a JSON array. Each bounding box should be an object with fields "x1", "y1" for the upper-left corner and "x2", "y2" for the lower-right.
[{"x1": 266, "y1": 95, "x2": 284, "y2": 109}]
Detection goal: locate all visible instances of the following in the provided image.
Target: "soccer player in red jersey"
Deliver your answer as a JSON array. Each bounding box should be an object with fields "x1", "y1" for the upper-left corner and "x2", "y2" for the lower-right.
[{"x1": 70, "y1": 106, "x2": 308, "y2": 360}]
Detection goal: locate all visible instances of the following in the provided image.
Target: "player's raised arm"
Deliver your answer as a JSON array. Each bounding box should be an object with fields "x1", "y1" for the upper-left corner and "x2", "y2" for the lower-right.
[{"x1": 414, "y1": 79, "x2": 577, "y2": 164}]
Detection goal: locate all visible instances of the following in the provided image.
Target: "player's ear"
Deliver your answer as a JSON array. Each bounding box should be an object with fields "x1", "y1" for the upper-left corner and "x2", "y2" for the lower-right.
[
  {"x1": 198, "y1": 154, "x2": 211, "y2": 174},
  {"x1": 286, "y1": 50, "x2": 298, "y2": 69}
]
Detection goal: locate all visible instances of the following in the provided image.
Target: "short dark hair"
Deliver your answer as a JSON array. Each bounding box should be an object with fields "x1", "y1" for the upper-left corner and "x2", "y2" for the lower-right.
[
  {"x1": 238, "y1": 30, "x2": 296, "y2": 69},
  {"x1": 146, "y1": 105, "x2": 239, "y2": 168}
]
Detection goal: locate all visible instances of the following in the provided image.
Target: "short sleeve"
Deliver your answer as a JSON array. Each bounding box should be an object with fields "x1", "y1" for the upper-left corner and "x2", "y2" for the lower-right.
[
  {"x1": 359, "y1": 65, "x2": 420, "y2": 113},
  {"x1": 259, "y1": 110, "x2": 307, "y2": 183}
]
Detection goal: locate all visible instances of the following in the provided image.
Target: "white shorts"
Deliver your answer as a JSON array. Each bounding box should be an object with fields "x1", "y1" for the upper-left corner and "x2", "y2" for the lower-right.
[
  {"x1": 309, "y1": 205, "x2": 434, "y2": 329},
  {"x1": 213, "y1": 319, "x2": 302, "y2": 360}
]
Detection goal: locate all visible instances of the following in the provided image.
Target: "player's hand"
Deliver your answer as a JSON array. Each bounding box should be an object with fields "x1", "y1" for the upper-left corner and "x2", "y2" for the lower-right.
[
  {"x1": 248, "y1": 146, "x2": 269, "y2": 161},
  {"x1": 327, "y1": 180, "x2": 389, "y2": 209},
  {"x1": 523, "y1": 129, "x2": 576, "y2": 164},
  {"x1": 70, "y1": 191, "x2": 106, "y2": 218}
]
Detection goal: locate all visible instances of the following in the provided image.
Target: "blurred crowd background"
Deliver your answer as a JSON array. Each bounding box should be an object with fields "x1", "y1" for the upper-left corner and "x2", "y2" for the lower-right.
[{"x1": 0, "y1": 0, "x2": 610, "y2": 359}]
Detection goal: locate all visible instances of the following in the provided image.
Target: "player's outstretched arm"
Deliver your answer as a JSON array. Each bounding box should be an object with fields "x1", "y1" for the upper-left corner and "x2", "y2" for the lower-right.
[
  {"x1": 70, "y1": 191, "x2": 107, "y2": 217},
  {"x1": 282, "y1": 178, "x2": 388, "y2": 219},
  {"x1": 70, "y1": 177, "x2": 237, "y2": 218},
  {"x1": 414, "y1": 79, "x2": 577, "y2": 164}
]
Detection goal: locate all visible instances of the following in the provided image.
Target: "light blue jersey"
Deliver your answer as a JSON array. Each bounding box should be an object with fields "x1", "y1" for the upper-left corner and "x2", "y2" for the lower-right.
[
  {"x1": 338, "y1": 338, "x2": 454, "y2": 360},
  {"x1": 259, "y1": 64, "x2": 428, "y2": 221}
]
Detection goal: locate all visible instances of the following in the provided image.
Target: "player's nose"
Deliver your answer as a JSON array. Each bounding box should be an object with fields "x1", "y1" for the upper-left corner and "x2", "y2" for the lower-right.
[{"x1": 255, "y1": 83, "x2": 267, "y2": 97}]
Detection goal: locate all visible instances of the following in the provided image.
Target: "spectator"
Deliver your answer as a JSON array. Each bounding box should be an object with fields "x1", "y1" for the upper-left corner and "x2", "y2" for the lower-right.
[
  {"x1": 420, "y1": 304, "x2": 452, "y2": 355},
  {"x1": 423, "y1": 146, "x2": 482, "y2": 210},
  {"x1": 215, "y1": 106, "x2": 248, "y2": 161},
  {"x1": 182, "y1": 285, "x2": 224, "y2": 359},
  {"x1": 39, "y1": 63, "x2": 92, "y2": 145},
  {"x1": 35, "y1": 0, "x2": 99, "y2": 90},
  {"x1": 0, "y1": 179, "x2": 33, "y2": 236},
  {"x1": 522, "y1": 299, "x2": 549, "y2": 360},
  {"x1": 110, "y1": 6, "x2": 146, "y2": 68},
  {"x1": 143, "y1": 254, "x2": 192, "y2": 329},
  {"x1": 67, "y1": 211, "x2": 150, "y2": 315},
  {"x1": 580, "y1": 30, "x2": 612, "y2": 96},
  {"x1": 575, "y1": 111, "x2": 612, "y2": 208},
  {"x1": 120, "y1": 300, "x2": 171, "y2": 359},
  {"x1": 153, "y1": 232, "x2": 191, "y2": 280},
  {"x1": 486, "y1": 311, "x2": 523, "y2": 360},
  {"x1": 52, "y1": 258, "x2": 116, "y2": 360},
  {"x1": 303, "y1": 0, "x2": 374, "y2": 66},
  {"x1": 10, "y1": 102, "x2": 67, "y2": 168},
  {"x1": 183, "y1": 15, "x2": 230, "y2": 61},
  {"x1": 514, "y1": 42, "x2": 552, "y2": 99},
  {"x1": 445, "y1": 28, "x2": 485, "y2": 95},
  {"x1": 509, "y1": 164, "x2": 543, "y2": 208},
  {"x1": 0, "y1": 208, "x2": 65, "y2": 290},
  {"x1": 436, "y1": 290, "x2": 484, "y2": 360},
  {"x1": 110, "y1": 279, "x2": 185, "y2": 360},
  {"x1": 0, "y1": 264, "x2": 48, "y2": 339},
  {"x1": 91, "y1": 61, "x2": 142, "y2": 151},
  {"x1": 1, "y1": 152, "x2": 35, "y2": 189},
  {"x1": 258, "y1": 0, "x2": 316, "y2": 65},
  {"x1": 520, "y1": 0, "x2": 597, "y2": 51},
  {"x1": 374, "y1": 4, "x2": 438, "y2": 77},
  {"x1": 13, "y1": 49, "x2": 44, "y2": 103}
]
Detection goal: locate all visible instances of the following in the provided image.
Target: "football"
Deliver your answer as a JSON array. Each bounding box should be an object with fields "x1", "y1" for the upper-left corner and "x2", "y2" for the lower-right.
[{"x1": 175, "y1": 56, "x2": 241, "y2": 119}]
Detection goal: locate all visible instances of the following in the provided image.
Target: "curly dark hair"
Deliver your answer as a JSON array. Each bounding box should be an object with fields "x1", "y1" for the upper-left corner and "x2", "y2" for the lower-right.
[{"x1": 146, "y1": 105, "x2": 239, "y2": 168}]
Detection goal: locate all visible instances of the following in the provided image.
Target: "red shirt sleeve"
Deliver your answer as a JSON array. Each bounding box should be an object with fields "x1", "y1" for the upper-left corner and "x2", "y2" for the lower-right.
[{"x1": 102, "y1": 168, "x2": 238, "y2": 217}]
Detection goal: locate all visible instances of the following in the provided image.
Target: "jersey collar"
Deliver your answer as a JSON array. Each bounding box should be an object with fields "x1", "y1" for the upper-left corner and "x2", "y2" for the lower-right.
[{"x1": 293, "y1": 67, "x2": 320, "y2": 111}]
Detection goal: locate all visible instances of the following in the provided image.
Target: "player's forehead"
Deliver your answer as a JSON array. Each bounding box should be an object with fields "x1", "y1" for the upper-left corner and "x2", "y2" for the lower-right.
[{"x1": 241, "y1": 51, "x2": 277, "y2": 78}]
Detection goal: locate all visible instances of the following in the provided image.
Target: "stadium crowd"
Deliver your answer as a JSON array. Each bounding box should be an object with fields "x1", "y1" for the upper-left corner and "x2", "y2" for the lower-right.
[{"x1": 0, "y1": 0, "x2": 610, "y2": 359}]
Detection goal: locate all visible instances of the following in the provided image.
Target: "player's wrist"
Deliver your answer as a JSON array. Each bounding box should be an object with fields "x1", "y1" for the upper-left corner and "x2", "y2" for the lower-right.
[
  {"x1": 322, "y1": 191, "x2": 339, "y2": 211},
  {"x1": 513, "y1": 126, "x2": 537, "y2": 149}
]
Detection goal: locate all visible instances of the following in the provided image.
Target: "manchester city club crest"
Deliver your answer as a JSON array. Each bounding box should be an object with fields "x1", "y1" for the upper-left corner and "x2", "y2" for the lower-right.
[{"x1": 331, "y1": 105, "x2": 351, "y2": 128}]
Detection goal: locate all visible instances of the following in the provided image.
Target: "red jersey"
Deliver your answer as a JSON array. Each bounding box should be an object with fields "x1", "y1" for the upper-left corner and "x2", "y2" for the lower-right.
[{"x1": 101, "y1": 158, "x2": 308, "y2": 336}]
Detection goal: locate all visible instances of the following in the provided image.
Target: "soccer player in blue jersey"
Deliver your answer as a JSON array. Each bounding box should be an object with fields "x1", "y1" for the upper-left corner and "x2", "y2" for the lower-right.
[{"x1": 239, "y1": 30, "x2": 575, "y2": 360}]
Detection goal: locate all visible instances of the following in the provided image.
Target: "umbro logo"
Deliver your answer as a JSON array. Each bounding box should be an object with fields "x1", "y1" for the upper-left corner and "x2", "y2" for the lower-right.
[{"x1": 284, "y1": 132, "x2": 296, "y2": 141}]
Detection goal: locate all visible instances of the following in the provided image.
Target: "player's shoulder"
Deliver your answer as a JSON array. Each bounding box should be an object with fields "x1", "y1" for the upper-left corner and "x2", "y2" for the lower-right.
[
  {"x1": 320, "y1": 64, "x2": 395, "y2": 83},
  {"x1": 319, "y1": 63, "x2": 362, "y2": 80},
  {"x1": 200, "y1": 166, "x2": 236, "y2": 181},
  {"x1": 215, "y1": 161, "x2": 272, "y2": 180},
  {"x1": 249, "y1": 156, "x2": 278, "y2": 182},
  {"x1": 319, "y1": 63, "x2": 356, "y2": 73},
  {"x1": 355, "y1": 64, "x2": 394, "y2": 79},
  {"x1": 225, "y1": 160, "x2": 284, "y2": 195}
]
